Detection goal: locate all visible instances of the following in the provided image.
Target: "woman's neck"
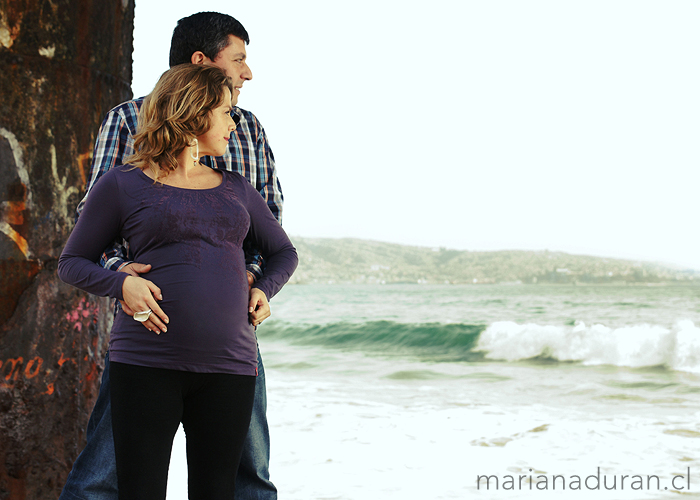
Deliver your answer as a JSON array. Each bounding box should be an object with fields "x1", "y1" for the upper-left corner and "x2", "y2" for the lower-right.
[
  {"x1": 145, "y1": 145, "x2": 222, "y2": 190},
  {"x1": 170, "y1": 145, "x2": 201, "y2": 180}
]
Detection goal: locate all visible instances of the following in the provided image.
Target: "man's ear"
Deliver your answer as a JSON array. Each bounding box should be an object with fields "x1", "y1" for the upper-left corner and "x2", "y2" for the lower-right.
[{"x1": 191, "y1": 51, "x2": 208, "y2": 65}]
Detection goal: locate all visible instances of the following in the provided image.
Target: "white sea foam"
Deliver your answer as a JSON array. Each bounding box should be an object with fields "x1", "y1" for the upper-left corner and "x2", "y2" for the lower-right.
[
  {"x1": 477, "y1": 320, "x2": 700, "y2": 373},
  {"x1": 673, "y1": 320, "x2": 700, "y2": 373}
]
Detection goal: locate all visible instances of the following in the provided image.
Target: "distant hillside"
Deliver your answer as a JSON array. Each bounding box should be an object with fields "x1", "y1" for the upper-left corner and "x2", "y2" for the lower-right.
[{"x1": 287, "y1": 237, "x2": 699, "y2": 285}]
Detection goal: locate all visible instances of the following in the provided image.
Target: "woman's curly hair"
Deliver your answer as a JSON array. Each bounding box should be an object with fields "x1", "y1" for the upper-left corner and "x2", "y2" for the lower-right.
[{"x1": 126, "y1": 64, "x2": 234, "y2": 179}]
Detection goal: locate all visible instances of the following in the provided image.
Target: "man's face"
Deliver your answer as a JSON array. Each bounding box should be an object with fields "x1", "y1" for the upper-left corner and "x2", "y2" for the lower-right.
[{"x1": 204, "y1": 35, "x2": 252, "y2": 105}]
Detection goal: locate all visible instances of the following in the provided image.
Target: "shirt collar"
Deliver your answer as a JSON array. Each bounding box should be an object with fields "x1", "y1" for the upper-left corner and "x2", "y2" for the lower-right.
[{"x1": 231, "y1": 107, "x2": 242, "y2": 126}]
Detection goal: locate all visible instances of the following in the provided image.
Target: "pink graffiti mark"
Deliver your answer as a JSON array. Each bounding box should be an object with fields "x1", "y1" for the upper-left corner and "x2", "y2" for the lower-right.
[
  {"x1": 65, "y1": 297, "x2": 100, "y2": 332},
  {"x1": 0, "y1": 300, "x2": 102, "y2": 391}
]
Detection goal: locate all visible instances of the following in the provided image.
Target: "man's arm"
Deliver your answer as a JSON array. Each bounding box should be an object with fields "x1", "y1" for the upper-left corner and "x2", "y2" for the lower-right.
[
  {"x1": 244, "y1": 113, "x2": 284, "y2": 280},
  {"x1": 254, "y1": 124, "x2": 284, "y2": 223},
  {"x1": 79, "y1": 101, "x2": 140, "y2": 271}
]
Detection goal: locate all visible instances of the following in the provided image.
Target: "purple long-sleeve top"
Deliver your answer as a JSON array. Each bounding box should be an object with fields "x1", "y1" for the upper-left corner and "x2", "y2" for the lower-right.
[{"x1": 58, "y1": 166, "x2": 298, "y2": 376}]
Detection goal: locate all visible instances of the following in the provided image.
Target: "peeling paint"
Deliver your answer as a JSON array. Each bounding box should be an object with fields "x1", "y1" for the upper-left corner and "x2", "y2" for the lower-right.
[
  {"x1": 31, "y1": 76, "x2": 47, "y2": 89},
  {"x1": 0, "y1": 128, "x2": 32, "y2": 261},
  {"x1": 38, "y1": 45, "x2": 56, "y2": 58},
  {"x1": 0, "y1": 26, "x2": 10, "y2": 48},
  {"x1": 0, "y1": 128, "x2": 33, "y2": 209},
  {"x1": 0, "y1": 12, "x2": 12, "y2": 49},
  {"x1": 50, "y1": 143, "x2": 79, "y2": 223},
  {"x1": 0, "y1": 219, "x2": 28, "y2": 258},
  {"x1": 77, "y1": 150, "x2": 91, "y2": 185}
]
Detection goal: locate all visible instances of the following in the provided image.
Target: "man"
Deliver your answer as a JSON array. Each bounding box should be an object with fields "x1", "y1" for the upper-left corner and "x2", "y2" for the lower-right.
[{"x1": 60, "y1": 12, "x2": 281, "y2": 500}]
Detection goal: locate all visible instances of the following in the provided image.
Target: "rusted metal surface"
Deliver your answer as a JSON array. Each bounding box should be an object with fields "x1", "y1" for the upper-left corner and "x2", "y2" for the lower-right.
[{"x1": 0, "y1": 0, "x2": 134, "y2": 498}]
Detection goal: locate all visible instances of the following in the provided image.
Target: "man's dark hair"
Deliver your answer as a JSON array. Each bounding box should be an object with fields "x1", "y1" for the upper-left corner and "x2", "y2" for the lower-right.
[{"x1": 169, "y1": 12, "x2": 250, "y2": 67}]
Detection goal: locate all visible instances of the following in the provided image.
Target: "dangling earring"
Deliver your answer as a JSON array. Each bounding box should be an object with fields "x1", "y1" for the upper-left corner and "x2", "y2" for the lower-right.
[{"x1": 189, "y1": 138, "x2": 199, "y2": 166}]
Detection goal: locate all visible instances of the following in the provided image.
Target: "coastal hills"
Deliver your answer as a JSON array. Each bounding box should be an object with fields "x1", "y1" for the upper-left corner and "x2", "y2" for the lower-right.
[{"x1": 287, "y1": 237, "x2": 699, "y2": 285}]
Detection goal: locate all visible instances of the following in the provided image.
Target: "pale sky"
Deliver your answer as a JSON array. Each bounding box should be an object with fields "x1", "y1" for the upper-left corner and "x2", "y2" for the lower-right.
[{"x1": 132, "y1": 1, "x2": 700, "y2": 270}]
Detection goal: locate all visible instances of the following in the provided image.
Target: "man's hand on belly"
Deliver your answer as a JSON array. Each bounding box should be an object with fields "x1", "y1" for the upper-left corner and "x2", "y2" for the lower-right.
[{"x1": 249, "y1": 288, "x2": 270, "y2": 327}]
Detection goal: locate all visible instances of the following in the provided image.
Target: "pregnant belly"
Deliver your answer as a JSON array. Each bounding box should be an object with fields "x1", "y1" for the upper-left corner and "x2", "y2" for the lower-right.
[{"x1": 146, "y1": 263, "x2": 251, "y2": 337}]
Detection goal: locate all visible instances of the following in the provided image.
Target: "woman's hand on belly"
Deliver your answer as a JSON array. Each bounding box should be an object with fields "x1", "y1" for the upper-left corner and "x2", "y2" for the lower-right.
[
  {"x1": 122, "y1": 275, "x2": 169, "y2": 334},
  {"x1": 118, "y1": 262, "x2": 152, "y2": 316},
  {"x1": 248, "y1": 288, "x2": 270, "y2": 327}
]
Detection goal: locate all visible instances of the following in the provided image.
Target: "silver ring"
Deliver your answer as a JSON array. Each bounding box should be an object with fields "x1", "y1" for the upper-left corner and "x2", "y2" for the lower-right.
[{"x1": 133, "y1": 309, "x2": 153, "y2": 322}]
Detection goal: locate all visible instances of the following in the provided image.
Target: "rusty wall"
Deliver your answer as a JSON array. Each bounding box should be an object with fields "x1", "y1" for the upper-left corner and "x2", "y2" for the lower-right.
[{"x1": 0, "y1": 0, "x2": 134, "y2": 498}]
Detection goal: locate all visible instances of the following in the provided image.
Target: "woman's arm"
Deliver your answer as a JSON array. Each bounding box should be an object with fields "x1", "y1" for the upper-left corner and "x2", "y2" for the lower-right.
[
  {"x1": 59, "y1": 169, "x2": 169, "y2": 332},
  {"x1": 77, "y1": 102, "x2": 140, "y2": 272},
  {"x1": 59, "y1": 171, "x2": 129, "y2": 299},
  {"x1": 240, "y1": 176, "x2": 298, "y2": 301}
]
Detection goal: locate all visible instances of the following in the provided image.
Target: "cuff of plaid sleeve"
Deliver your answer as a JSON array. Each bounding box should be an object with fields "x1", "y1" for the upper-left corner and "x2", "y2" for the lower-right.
[
  {"x1": 113, "y1": 260, "x2": 133, "y2": 272},
  {"x1": 246, "y1": 264, "x2": 263, "y2": 281}
]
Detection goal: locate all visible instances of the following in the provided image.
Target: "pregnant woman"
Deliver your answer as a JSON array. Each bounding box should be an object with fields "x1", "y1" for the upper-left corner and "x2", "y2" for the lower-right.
[{"x1": 58, "y1": 64, "x2": 297, "y2": 500}]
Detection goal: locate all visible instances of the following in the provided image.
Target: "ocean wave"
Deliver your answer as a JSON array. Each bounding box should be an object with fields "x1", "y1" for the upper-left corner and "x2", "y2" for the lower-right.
[
  {"x1": 476, "y1": 320, "x2": 700, "y2": 373},
  {"x1": 260, "y1": 320, "x2": 485, "y2": 361},
  {"x1": 261, "y1": 319, "x2": 700, "y2": 372}
]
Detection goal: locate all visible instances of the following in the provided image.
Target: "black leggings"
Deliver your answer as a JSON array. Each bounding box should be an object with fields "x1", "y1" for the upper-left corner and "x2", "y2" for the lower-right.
[{"x1": 109, "y1": 361, "x2": 257, "y2": 500}]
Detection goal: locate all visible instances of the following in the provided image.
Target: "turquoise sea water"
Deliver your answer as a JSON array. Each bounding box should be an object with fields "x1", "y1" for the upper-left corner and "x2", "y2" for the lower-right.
[
  {"x1": 265, "y1": 284, "x2": 700, "y2": 370},
  {"x1": 167, "y1": 284, "x2": 700, "y2": 499}
]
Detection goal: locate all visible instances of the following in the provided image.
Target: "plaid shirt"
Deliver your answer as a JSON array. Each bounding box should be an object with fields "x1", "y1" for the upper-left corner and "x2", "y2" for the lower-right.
[{"x1": 78, "y1": 97, "x2": 284, "y2": 279}]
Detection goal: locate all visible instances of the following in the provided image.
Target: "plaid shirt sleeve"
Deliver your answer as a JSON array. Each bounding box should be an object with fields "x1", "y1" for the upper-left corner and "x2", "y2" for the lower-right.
[
  {"x1": 252, "y1": 117, "x2": 284, "y2": 223},
  {"x1": 241, "y1": 112, "x2": 284, "y2": 280},
  {"x1": 77, "y1": 101, "x2": 139, "y2": 271}
]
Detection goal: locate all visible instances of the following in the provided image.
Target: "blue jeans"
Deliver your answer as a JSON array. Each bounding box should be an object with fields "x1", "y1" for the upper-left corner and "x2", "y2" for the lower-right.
[{"x1": 60, "y1": 350, "x2": 277, "y2": 500}]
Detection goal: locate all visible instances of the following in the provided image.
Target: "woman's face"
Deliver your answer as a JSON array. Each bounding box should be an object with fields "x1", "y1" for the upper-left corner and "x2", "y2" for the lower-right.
[{"x1": 198, "y1": 87, "x2": 236, "y2": 158}]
